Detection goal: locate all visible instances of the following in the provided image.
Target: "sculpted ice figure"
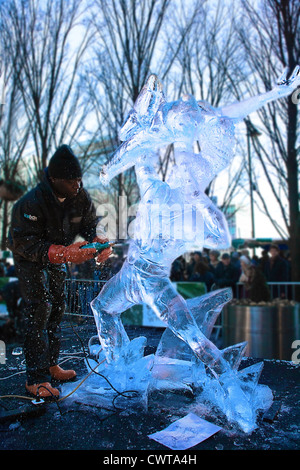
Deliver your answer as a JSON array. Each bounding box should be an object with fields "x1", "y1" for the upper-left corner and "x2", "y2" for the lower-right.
[
  {"x1": 93, "y1": 94, "x2": 234, "y2": 373},
  {"x1": 90, "y1": 67, "x2": 299, "y2": 431}
]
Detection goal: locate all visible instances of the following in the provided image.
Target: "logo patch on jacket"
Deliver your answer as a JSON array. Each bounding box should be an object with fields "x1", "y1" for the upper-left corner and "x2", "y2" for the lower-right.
[
  {"x1": 70, "y1": 216, "x2": 82, "y2": 223},
  {"x1": 24, "y1": 213, "x2": 38, "y2": 221}
]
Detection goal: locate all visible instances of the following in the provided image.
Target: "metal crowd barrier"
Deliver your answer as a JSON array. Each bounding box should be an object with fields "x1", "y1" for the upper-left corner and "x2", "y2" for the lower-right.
[
  {"x1": 64, "y1": 278, "x2": 106, "y2": 317},
  {"x1": 235, "y1": 282, "x2": 300, "y2": 301},
  {"x1": 64, "y1": 279, "x2": 300, "y2": 320}
]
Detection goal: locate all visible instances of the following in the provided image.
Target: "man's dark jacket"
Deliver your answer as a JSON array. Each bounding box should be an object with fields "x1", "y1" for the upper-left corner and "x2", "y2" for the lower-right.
[{"x1": 8, "y1": 170, "x2": 99, "y2": 265}]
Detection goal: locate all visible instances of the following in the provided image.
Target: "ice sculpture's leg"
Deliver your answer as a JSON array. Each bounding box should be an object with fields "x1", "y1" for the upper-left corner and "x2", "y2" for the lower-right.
[
  {"x1": 189, "y1": 190, "x2": 231, "y2": 249},
  {"x1": 155, "y1": 288, "x2": 233, "y2": 361},
  {"x1": 149, "y1": 279, "x2": 229, "y2": 376},
  {"x1": 90, "y1": 273, "x2": 135, "y2": 363}
]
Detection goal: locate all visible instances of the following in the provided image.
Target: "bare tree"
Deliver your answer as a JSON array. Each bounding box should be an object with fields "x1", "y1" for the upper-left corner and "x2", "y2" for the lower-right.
[
  {"x1": 0, "y1": 6, "x2": 31, "y2": 248},
  {"x1": 169, "y1": 0, "x2": 247, "y2": 213},
  {"x1": 2, "y1": 0, "x2": 94, "y2": 180},
  {"x1": 90, "y1": 0, "x2": 190, "y2": 104},
  {"x1": 236, "y1": 0, "x2": 300, "y2": 283},
  {"x1": 85, "y1": 0, "x2": 198, "y2": 240}
]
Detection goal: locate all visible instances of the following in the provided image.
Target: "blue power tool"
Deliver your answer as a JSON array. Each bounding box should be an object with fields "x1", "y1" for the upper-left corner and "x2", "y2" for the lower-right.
[{"x1": 80, "y1": 241, "x2": 115, "y2": 253}]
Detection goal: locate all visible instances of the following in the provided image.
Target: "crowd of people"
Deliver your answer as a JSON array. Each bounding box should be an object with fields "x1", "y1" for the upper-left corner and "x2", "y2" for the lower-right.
[
  {"x1": 61, "y1": 241, "x2": 293, "y2": 309},
  {"x1": 170, "y1": 243, "x2": 291, "y2": 302},
  {"x1": 0, "y1": 243, "x2": 292, "y2": 332},
  {"x1": 0, "y1": 243, "x2": 291, "y2": 316}
]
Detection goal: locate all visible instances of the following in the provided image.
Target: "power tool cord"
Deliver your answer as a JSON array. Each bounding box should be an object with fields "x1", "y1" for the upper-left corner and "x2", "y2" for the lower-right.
[{"x1": 0, "y1": 320, "x2": 140, "y2": 413}]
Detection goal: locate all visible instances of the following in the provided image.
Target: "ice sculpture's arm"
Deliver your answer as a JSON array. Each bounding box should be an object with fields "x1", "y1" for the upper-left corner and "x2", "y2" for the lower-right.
[
  {"x1": 100, "y1": 130, "x2": 156, "y2": 186},
  {"x1": 220, "y1": 66, "x2": 300, "y2": 120}
]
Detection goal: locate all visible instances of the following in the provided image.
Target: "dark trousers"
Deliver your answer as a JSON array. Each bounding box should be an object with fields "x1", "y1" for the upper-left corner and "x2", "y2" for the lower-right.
[{"x1": 15, "y1": 260, "x2": 67, "y2": 385}]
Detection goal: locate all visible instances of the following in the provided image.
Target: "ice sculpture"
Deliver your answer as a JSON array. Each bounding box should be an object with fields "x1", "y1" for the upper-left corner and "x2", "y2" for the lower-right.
[{"x1": 86, "y1": 68, "x2": 299, "y2": 433}]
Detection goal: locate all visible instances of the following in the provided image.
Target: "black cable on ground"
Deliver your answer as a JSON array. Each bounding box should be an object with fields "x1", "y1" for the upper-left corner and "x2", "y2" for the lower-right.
[
  {"x1": 67, "y1": 320, "x2": 140, "y2": 410},
  {"x1": 0, "y1": 319, "x2": 141, "y2": 419}
]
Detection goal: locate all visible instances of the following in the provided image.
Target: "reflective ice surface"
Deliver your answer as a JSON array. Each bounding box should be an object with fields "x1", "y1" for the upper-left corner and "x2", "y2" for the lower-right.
[{"x1": 84, "y1": 69, "x2": 299, "y2": 432}]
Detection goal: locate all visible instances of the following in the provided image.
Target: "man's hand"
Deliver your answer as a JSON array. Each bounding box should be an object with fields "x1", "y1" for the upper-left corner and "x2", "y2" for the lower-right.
[
  {"x1": 48, "y1": 241, "x2": 97, "y2": 264},
  {"x1": 92, "y1": 236, "x2": 113, "y2": 263}
]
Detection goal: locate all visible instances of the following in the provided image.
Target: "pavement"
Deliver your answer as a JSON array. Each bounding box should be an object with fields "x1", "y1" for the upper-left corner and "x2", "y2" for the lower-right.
[{"x1": 0, "y1": 316, "x2": 299, "y2": 457}]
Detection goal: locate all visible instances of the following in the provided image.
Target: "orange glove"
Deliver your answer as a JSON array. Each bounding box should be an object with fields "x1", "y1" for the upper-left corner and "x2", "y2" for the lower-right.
[
  {"x1": 92, "y1": 236, "x2": 113, "y2": 263},
  {"x1": 48, "y1": 241, "x2": 97, "y2": 264}
]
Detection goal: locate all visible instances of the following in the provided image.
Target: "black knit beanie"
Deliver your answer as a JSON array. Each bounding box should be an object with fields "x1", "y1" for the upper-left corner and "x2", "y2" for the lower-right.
[{"x1": 48, "y1": 145, "x2": 82, "y2": 179}]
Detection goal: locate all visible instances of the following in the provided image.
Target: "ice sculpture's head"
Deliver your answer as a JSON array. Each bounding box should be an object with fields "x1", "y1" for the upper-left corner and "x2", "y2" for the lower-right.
[
  {"x1": 102, "y1": 76, "x2": 226, "y2": 185},
  {"x1": 119, "y1": 76, "x2": 214, "y2": 150},
  {"x1": 119, "y1": 74, "x2": 165, "y2": 142}
]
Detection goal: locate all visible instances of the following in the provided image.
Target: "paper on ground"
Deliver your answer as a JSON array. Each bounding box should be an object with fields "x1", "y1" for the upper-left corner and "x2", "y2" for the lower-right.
[{"x1": 148, "y1": 413, "x2": 221, "y2": 450}]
